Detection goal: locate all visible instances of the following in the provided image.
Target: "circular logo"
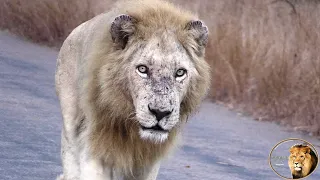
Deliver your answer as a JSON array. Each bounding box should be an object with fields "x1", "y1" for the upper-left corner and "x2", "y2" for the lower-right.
[{"x1": 269, "y1": 138, "x2": 319, "y2": 179}]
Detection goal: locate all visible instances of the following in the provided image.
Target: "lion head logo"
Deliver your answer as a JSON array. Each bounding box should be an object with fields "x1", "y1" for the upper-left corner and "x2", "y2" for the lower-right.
[{"x1": 288, "y1": 144, "x2": 318, "y2": 179}]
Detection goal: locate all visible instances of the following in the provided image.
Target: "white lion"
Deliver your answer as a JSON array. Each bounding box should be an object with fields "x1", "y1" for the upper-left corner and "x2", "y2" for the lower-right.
[{"x1": 55, "y1": 0, "x2": 210, "y2": 179}]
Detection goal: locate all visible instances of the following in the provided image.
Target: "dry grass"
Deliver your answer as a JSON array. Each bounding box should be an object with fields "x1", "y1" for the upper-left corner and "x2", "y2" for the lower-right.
[
  {"x1": 176, "y1": 0, "x2": 320, "y2": 135},
  {"x1": 0, "y1": 0, "x2": 319, "y2": 135},
  {"x1": 0, "y1": 0, "x2": 114, "y2": 46}
]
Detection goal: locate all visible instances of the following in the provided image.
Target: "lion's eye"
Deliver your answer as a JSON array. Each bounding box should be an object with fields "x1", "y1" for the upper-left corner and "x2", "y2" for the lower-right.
[
  {"x1": 176, "y1": 69, "x2": 186, "y2": 77},
  {"x1": 300, "y1": 156, "x2": 304, "y2": 158},
  {"x1": 175, "y1": 68, "x2": 187, "y2": 80},
  {"x1": 136, "y1": 65, "x2": 148, "y2": 78},
  {"x1": 137, "y1": 65, "x2": 148, "y2": 73}
]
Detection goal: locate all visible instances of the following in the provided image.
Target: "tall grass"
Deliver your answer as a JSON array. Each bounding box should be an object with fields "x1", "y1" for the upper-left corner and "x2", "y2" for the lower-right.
[
  {"x1": 0, "y1": 0, "x2": 113, "y2": 46},
  {"x1": 178, "y1": 0, "x2": 320, "y2": 135},
  {"x1": 0, "y1": 0, "x2": 319, "y2": 135}
]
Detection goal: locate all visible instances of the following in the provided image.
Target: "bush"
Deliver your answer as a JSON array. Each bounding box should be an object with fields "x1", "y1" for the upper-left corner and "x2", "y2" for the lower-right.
[
  {"x1": 0, "y1": 0, "x2": 113, "y2": 46},
  {"x1": 177, "y1": 0, "x2": 320, "y2": 135}
]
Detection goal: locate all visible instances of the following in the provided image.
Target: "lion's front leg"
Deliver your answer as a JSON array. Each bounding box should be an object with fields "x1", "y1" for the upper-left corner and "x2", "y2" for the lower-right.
[
  {"x1": 124, "y1": 161, "x2": 161, "y2": 180},
  {"x1": 79, "y1": 160, "x2": 112, "y2": 180},
  {"x1": 79, "y1": 148, "x2": 113, "y2": 180}
]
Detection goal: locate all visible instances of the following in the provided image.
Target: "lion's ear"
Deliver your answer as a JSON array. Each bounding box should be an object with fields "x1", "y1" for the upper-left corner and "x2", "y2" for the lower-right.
[
  {"x1": 110, "y1": 14, "x2": 136, "y2": 49},
  {"x1": 304, "y1": 146, "x2": 311, "y2": 154},
  {"x1": 185, "y1": 20, "x2": 209, "y2": 48},
  {"x1": 290, "y1": 148, "x2": 294, "y2": 154}
]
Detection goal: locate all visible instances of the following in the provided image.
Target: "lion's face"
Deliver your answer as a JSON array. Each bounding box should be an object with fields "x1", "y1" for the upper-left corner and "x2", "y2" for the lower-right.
[
  {"x1": 289, "y1": 146, "x2": 312, "y2": 176},
  {"x1": 289, "y1": 151, "x2": 307, "y2": 171},
  {"x1": 128, "y1": 35, "x2": 197, "y2": 143},
  {"x1": 109, "y1": 13, "x2": 209, "y2": 144}
]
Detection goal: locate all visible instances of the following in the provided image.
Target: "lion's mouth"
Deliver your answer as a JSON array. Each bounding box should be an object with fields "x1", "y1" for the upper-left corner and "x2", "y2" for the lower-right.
[
  {"x1": 141, "y1": 124, "x2": 168, "y2": 132},
  {"x1": 139, "y1": 124, "x2": 169, "y2": 143},
  {"x1": 294, "y1": 167, "x2": 302, "y2": 171}
]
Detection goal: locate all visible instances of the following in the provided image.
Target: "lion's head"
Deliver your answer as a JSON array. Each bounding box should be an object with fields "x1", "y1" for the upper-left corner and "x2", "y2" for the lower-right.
[
  {"x1": 288, "y1": 144, "x2": 318, "y2": 179},
  {"x1": 82, "y1": 0, "x2": 211, "y2": 173},
  {"x1": 96, "y1": 1, "x2": 211, "y2": 144}
]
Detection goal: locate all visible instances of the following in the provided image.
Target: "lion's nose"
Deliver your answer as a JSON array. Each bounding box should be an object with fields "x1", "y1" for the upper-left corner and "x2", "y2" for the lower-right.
[
  {"x1": 148, "y1": 105, "x2": 172, "y2": 121},
  {"x1": 295, "y1": 162, "x2": 298, "y2": 165}
]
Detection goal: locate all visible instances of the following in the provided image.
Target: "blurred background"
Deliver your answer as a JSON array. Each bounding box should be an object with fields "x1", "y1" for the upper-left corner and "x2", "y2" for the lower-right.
[{"x1": 1, "y1": 0, "x2": 319, "y2": 135}]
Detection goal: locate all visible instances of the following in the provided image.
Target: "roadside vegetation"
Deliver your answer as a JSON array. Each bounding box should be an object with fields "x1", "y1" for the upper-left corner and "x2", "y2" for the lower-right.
[
  {"x1": 1, "y1": 0, "x2": 319, "y2": 135},
  {"x1": 0, "y1": 0, "x2": 111, "y2": 46}
]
